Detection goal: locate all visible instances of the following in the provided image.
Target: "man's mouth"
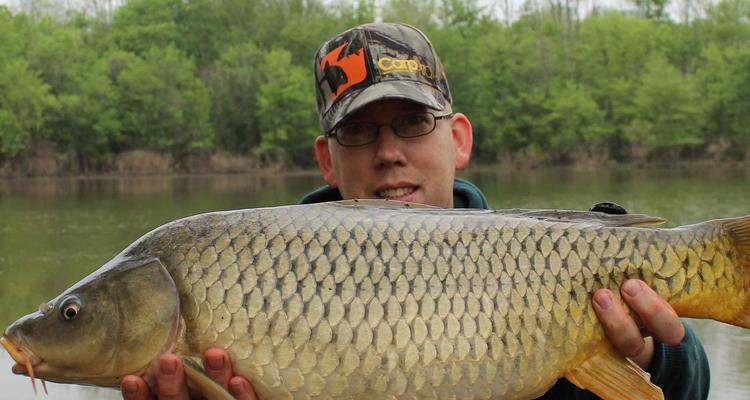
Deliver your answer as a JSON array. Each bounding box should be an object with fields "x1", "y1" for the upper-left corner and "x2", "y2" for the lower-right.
[{"x1": 377, "y1": 186, "x2": 416, "y2": 198}]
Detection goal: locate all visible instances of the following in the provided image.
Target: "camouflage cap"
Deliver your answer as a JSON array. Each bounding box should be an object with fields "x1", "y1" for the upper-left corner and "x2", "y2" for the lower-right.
[{"x1": 314, "y1": 22, "x2": 453, "y2": 133}]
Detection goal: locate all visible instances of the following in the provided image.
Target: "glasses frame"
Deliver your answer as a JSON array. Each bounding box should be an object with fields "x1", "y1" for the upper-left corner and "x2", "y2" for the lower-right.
[{"x1": 326, "y1": 111, "x2": 455, "y2": 147}]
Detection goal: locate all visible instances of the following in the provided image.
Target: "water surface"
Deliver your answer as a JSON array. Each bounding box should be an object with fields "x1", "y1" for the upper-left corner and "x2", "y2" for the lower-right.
[{"x1": 1, "y1": 167, "x2": 748, "y2": 399}]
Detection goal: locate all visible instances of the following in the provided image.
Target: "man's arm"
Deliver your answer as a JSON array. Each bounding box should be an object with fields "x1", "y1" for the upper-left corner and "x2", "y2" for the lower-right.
[{"x1": 120, "y1": 349, "x2": 256, "y2": 400}]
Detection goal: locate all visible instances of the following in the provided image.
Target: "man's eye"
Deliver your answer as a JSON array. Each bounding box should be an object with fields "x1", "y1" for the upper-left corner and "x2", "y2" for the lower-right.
[
  {"x1": 403, "y1": 113, "x2": 429, "y2": 126},
  {"x1": 341, "y1": 124, "x2": 370, "y2": 136}
]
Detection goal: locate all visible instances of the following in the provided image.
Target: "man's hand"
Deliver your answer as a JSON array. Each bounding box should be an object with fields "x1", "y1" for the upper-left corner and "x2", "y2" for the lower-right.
[
  {"x1": 592, "y1": 279, "x2": 685, "y2": 369},
  {"x1": 120, "y1": 348, "x2": 256, "y2": 400}
]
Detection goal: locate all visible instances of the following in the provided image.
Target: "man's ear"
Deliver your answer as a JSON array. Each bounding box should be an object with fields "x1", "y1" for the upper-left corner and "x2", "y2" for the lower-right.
[
  {"x1": 314, "y1": 136, "x2": 338, "y2": 187},
  {"x1": 451, "y1": 113, "x2": 473, "y2": 171}
]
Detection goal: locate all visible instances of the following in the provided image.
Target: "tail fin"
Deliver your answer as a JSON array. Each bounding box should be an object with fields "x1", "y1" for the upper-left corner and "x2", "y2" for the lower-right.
[
  {"x1": 724, "y1": 215, "x2": 750, "y2": 328},
  {"x1": 726, "y1": 215, "x2": 750, "y2": 270}
]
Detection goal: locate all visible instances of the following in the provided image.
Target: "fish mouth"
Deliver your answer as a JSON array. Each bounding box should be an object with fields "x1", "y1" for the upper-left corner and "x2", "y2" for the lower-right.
[{"x1": 1, "y1": 336, "x2": 48, "y2": 394}]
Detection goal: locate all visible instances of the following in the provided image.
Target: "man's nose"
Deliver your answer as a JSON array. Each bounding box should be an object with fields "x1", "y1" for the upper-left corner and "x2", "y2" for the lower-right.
[{"x1": 372, "y1": 125, "x2": 407, "y2": 166}]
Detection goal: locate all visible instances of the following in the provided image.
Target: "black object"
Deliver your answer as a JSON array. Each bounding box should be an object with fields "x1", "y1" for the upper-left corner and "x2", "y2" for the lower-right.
[{"x1": 589, "y1": 202, "x2": 628, "y2": 215}]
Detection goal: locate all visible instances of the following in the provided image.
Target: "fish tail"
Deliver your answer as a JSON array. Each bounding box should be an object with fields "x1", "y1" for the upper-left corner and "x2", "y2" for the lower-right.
[{"x1": 723, "y1": 215, "x2": 750, "y2": 328}]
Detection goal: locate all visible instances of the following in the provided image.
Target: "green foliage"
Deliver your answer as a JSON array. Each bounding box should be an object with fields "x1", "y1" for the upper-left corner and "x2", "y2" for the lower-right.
[
  {"x1": 382, "y1": 0, "x2": 438, "y2": 29},
  {"x1": 336, "y1": 0, "x2": 376, "y2": 26},
  {"x1": 1, "y1": 0, "x2": 750, "y2": 167},
  {"x1": 697, "y1": 44, "x2": 750, "y2": 141},
  {"x1": 206, "y1": 42, "x2": 265, "y2": 153},
  {"x1": 256, "y1": 49, "x2": 318, "y2": 165},
  {"x1": 109, "y1": 46, "x2": 213, "y2": 155},
  {"x1": 543, "y1": 80, "x2": 607, "y2": 148},
  {"x1": 0, "y1": 60, "x2": 57, "y2": 156},
  {"x1": 109, "y1": 0, "x2": 184, "y2": 55},
  {"x1": 0, "y1": 7, "x2": 28, "y2": 58},
  {"x1": 572, "y1": 12, "x2": 656, "y2": 126},
  {"x1": 627, "y1": 54, "x2": 703, "y2": 147},
  {"x1": 48, "y1": 57, "x2": 122, "y2": 159}
]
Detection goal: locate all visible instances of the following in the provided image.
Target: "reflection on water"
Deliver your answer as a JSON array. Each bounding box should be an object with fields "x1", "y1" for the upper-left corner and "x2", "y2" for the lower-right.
[
  {"x1": 0, "y1": 351, "x2": 119, "y2": 400},
  {"x1": 0, "y1": 167, "x2": 748, "y2": 399},
  {"x1": 0, "y1": 173, "x2": 320, "y2": 198},
  {"x1": 688, "y1": 320, "x2": 750, "y2": 400}
]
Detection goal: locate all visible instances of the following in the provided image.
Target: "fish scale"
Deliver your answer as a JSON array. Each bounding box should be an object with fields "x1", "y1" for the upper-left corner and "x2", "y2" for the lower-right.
[
  {"x1": 119, "y1": 205, "x2": 680, "y2": 398},
  {"x1": 3, "y1": 202, "x2": 750, "y2": 400}
]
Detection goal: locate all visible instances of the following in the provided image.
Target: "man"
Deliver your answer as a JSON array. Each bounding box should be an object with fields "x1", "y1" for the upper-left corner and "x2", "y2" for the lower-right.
[{"x1": 122, "y1": 22, "x2": 708, "y2": 400}]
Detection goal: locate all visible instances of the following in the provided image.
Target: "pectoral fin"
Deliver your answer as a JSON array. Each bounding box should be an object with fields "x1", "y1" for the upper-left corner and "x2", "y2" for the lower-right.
[
  {"x1": 563, "y1": 347, "x2": 664, "y2": 400},
  {"x1": 182, "y1": 357, "x2": 234, "y2": 400}
]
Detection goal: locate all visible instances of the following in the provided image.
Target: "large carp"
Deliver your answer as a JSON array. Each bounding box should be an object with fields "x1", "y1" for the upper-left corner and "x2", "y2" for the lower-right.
[{"x1": 2, "y1": 200, "x2": 750, "y2": 400}]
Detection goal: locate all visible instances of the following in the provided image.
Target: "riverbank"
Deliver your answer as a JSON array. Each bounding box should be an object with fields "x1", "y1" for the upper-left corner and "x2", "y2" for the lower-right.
[
  {"x1": 0, "y1": 144, "x2": 287, "y2": 178},
  {"x1": 1, "y1": 141, "x2": 748, "y2": 178}
]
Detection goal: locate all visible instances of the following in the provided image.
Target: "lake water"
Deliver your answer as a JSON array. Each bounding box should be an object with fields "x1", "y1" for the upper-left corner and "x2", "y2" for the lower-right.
[{"x1": 0, "y1": 166, "x2": 748, "y2": 399}]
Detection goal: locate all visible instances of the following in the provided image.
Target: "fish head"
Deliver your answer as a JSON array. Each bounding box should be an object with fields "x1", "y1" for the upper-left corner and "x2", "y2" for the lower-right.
[{"x1": 2, "y1": 256, "x2": 180, "y2": 388}]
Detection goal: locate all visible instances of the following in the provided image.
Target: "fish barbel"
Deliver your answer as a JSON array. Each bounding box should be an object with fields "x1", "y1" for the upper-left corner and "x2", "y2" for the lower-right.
[{"x1": 3, "y1": 200, "x2": 750, "y2": 399}]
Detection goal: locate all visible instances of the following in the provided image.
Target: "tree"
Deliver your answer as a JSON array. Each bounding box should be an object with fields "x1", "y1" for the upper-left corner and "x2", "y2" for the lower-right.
[
  {"x1": 206, "y1": 42, "x2": 265, "y2": 153},
  {"x1": 627, "y1": 54, "x2": 703, "y2": 148},
  {"x1": 381, "y1": 0, "x2": 438, "y2": 30},
  {"x1": 0, "y1": 9, "x2": 57, "y2": 157},
  {"x1": 697, "y1": 43, "x2": 750, "y2": 143},
  {"x1": 571, "y1": 12, "x2": 660, "y2": 156},
  {"x1": 109, "y1": 0, "x2": 183, "y2": 56},
  {"x1": 0, "y1": 60, "x2": 57, "y2": 157},
  {"x1": 109, "y1": 46, "x2": 214, "y2": 156},
  {"x1": 256, "y1": 49, "x2": 318, "y2": 165},
  {"x1": 336, "y1": 0, "x2": 376, "y2": 26},
  {"x1": 47, "y1": 57, "x2": 121, "y2": 164},
  {"x1": 541, "y1": 80, "x2": 607, "y2": 149}
]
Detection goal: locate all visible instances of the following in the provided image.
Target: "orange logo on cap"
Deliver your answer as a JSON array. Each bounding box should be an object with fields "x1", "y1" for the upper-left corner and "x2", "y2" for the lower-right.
[{"x1": 320, "y1": 42, "x2": 367, "y2": 101}]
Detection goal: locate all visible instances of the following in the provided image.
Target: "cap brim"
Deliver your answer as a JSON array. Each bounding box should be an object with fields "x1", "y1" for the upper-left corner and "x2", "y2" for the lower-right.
[{"x1": 321, "y1": 81, "x2": 447, "y2": 132}]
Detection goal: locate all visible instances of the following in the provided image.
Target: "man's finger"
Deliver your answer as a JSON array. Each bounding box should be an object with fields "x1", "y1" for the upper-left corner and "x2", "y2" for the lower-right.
[
  {"x1": 204, "y1": 348, "x2": 257, "y2": 399},
  {"x1": 592, "y1": 288, "x2": 645, "y2": 357},
  {"x1": 621, "y1": 279, "x2": 684, "y2": 345},
  {"x1": 229, "y1": 376, "x2": 259, "y2": 400},
  {"x1": 121, "y1": 375, "x2": 153, "y2": 400},
  {"x1": 204, "y1": 348, "x2": 233, "y2": 388},
  {"x1": 155, "y1": 354, "x2": 189, "y2": 400}
]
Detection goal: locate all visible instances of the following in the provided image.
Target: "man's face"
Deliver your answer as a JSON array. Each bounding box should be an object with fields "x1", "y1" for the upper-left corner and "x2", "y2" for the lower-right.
[{"x1": 314, "y1": 99, "x2": 473, "y2": 208}]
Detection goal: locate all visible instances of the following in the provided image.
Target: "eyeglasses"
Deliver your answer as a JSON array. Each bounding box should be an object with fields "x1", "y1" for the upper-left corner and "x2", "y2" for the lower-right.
[{"x1": 327, "y1": 111, "x2": 454, "y2": 147}]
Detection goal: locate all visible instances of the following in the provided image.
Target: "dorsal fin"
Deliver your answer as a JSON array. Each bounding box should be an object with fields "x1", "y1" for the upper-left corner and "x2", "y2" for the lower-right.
[
  {"x1": 334, "y1": 199, "x2": 437, "y2": 209},
  {"x1": 493, "y1": 209, "x2": 666, "y2": 227},
  {"x1": 330, "y1": 201, "x2": 664, "y2": 227}
]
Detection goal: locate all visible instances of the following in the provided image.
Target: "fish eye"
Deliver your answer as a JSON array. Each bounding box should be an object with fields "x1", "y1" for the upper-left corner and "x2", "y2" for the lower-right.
[{"x1": 61, "y1": 299, "x2": 81, "y2": 321}]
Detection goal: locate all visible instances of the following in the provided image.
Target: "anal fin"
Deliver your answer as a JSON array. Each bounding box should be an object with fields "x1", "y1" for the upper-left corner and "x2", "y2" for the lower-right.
[
  {"x1": 182, "y1": 357, "x2": 234, "y2": 400},
  {"x1": 564, "y1": 346, "x2": 664, "y2": 400}
]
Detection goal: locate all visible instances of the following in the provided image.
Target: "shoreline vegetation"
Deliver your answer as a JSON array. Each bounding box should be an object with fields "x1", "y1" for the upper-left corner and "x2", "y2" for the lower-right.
[
  {"x1": 2, "y1": 141, "x2": 747, "y2": 178},
  {"x1": 1, "y1": 0, "x2": 749, "y2": 176}
]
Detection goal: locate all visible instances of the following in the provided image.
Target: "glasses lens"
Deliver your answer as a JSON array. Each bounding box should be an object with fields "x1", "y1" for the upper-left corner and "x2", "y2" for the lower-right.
[
  {"x1": 393, "y1": 112, "x2": 435, "y2": 138},
  {"x1": 336, "y1": 123, "x2": 377, "y2": 146}
]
